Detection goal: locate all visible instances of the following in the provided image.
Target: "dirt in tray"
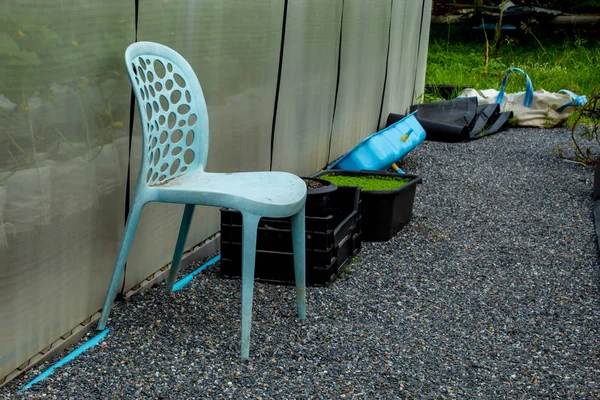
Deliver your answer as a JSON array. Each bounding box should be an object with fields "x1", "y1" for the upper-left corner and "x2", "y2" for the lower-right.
[{"x1": 302, "y1": 178, "x2": 326, "y2": 189}]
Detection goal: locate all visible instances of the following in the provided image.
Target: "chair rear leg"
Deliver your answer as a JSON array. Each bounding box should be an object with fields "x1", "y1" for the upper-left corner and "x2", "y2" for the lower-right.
[
  {"x1": 165, "y1": 204, "x2": 196, "y2": 294},
  {"x1": 98, "y1": 203, "x2": 144, "y2": 330},
  {"x1": 291, "y1": 205, "x2": 306, "y2": 320},
  {"x1": 240, "y1": 212, "x2": 260, "y2": 359}
]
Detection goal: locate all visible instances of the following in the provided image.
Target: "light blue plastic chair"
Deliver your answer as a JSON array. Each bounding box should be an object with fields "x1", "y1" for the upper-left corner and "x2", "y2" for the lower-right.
[{"x1": 97, "y1": 42, "x2": 307, "y2": 359}]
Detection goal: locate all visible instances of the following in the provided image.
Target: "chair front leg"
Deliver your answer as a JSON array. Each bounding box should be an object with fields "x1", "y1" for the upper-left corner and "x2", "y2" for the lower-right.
[
  {"x1": 98, "y1": 202, "x2": 144, "y2": 330},
  {"x1": 165, "y1": 204, "x2": 196, "y2": 294},
  {"x1": 240, "y1": 212, "x2": 261, "y2": 359},
  {"x1": 290, "y1": 205, "x2": 306, "y2": 320}
]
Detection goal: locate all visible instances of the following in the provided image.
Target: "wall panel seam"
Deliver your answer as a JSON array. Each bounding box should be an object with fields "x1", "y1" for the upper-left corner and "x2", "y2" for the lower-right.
[
  {"x1": 326, "y1": 0, "x2": 346, "y2": 166},
  {"x1": 412, "y1": 0, "x2": 428, "y2": 102},
  {"x1": 269, "y1": 0, "x2": 289, "y2": 171},
  {"x1": 119, "y1": 0, "x2": 140, "y2": 298},
  {"x1": 377, "y1": 0, "x2": 394, "y2": 131}
]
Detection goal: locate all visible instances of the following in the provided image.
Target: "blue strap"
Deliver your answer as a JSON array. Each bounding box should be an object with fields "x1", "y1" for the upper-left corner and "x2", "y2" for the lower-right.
[
  {"x1": 556, "y1": 89, "x2": 587, "y2": 112},
  {"x1": 496, "y1": 68, "x2": 534, "y2": 107}
]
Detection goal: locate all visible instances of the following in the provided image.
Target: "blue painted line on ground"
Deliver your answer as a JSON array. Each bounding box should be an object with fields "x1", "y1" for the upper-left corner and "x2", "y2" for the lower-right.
[
  {"x1": 19, "y1": 328, "x2": 110, "y2": 392},
  {"x1": 17, "y1": 255, "x2": 220, "y2": 392},
  {"x1": 172, "y1": 254, "x2": 221, "y2": 292}
]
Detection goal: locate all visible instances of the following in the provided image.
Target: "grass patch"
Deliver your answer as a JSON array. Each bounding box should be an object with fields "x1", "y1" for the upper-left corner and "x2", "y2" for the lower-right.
[
  {"x1": 425, "y1": 31, "x2": 600, "y2": 101},
  {"x1": 319, "y1": 174, "x2": 411, "y2": 191},
  {"x1": 338, "y1": 257, "x2": 360, "y2": 278}
]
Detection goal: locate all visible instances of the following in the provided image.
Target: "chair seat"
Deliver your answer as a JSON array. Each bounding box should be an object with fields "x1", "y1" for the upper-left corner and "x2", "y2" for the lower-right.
[{"x1": 155, "y1": 171, "x2": 307, "y2": 218}]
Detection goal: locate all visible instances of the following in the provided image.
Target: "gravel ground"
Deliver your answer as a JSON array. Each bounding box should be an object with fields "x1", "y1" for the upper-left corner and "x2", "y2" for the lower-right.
[{"x1": 3, "y1": 127, "x2": 600, "y2": 399}]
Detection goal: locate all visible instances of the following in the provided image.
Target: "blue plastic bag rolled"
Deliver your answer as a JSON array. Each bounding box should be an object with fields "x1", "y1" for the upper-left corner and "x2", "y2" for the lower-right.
[{"x1": 328, "y1": 112, "x2": 425, "y2": 172}]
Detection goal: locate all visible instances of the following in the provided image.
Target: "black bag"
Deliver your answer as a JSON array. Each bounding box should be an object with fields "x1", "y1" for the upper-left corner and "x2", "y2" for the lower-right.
[{"x1": 386, "y1": 97, "x2": 513, "y2": 143}]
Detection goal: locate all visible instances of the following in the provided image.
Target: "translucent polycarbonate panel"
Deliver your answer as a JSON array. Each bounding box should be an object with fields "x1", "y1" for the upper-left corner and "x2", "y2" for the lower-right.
[
  {"x1": 414, "y1": 0, "x2": 433, "y2": 105},
  {"x1": 126, "y1": 0, "x2": 284, "y2": 287},
  {"x1": 0, "y1": 0, "x2": 133, "y2": 380},
  {"x1": 379, "y1": 0, "x2": 430, "y2": 126},
  {"x1": 328, "y1": 0, "x2": 392, "y2": 164},
  {"x1": 271, "y1": 0, "x2": 343, "y2": 176}
]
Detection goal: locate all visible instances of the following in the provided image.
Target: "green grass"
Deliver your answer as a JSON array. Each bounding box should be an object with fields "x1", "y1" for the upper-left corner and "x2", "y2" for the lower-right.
[
  {"x1": 425, "y1": 32, "x2": 600, "y2": 101},
  {"x1": 338, "y1": 257, "x2": 360, "y2": 278}
]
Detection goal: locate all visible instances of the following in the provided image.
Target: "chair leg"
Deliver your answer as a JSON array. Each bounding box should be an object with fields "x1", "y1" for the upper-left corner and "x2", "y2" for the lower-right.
[
  {"x1": 240, "y1": 212, "x2": 260, "y2": 359},
  {"x1": 291, "y1": 205, "x2": 306, "y2": 320},
  {"x1": 97, "y1": 203, "x2": 144, "y2": 330},
  {"x1": 165, "y1": 204, "x2": 196, "y2": 294}
]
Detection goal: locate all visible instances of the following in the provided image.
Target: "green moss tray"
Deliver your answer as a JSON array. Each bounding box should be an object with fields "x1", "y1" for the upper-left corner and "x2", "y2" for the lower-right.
[
  {"x1": 313, "y1": 170, "x2": 422, "y2": 241},
  {"x1": 318, "y1": 173, "x2": 411, "y2": 191}
]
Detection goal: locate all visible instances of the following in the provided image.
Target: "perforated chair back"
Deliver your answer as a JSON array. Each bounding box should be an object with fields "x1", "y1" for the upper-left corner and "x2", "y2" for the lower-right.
[{"x1": 125, "y1": 42, "x2": 209, "y2": 186}]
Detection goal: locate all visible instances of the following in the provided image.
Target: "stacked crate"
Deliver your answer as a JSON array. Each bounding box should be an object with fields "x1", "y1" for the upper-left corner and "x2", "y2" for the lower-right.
[{"x1": 220, "y1": 187, "x2": 362, "y2": 286}]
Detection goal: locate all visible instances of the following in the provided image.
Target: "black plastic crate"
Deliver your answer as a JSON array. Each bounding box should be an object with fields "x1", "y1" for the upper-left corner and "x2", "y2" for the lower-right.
[
  {"x1": 221, "y1": 223, "x2": 338, "y2": 252},
  {"x1": 302, "y1": 177, "x2": 338, "y2": 216},
  {"x1": 220, "y1": 186, "x2": 360, "y2": 250},
  {"x1": 220, "y1": 254, "x2": 342, "y2": 286},
  {"x1": 221, "y1": 207, "x2": 343, "y2": 235},
  {"x1": 219, "y1": 187, "x2": 362, "y2": 286},
  {"x1": 220, "y1": 243, "x2": 337, "y2": 284},
  {"x1": 220, "y1": 229, "x2": 360, "y2": 286},
  {"x1": 221, "y1": 190, "x2": 358, "y2": 253},
  {"x1": 314, "y1": 170, "x2": 421, "y2": 242}
]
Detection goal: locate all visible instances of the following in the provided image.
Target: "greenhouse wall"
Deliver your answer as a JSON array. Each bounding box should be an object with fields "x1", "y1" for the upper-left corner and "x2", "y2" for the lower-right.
[{"x1": 0, "y1": 0, "x2": 432, "y2": 384}]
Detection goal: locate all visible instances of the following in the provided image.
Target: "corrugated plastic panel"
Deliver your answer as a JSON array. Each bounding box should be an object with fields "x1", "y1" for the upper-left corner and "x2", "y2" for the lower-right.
[
  {"x1": 0, "y1": 0, "x2": 134, "y2": 380},
  {"x1": 328, "y1": 0, "x2": 392, "y2": 164},
  {"x1": 271, "y1": 0, "x2": 343, "y2": 176}
]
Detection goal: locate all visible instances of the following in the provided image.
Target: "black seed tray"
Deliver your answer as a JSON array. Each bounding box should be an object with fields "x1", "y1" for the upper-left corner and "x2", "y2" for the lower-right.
[{"x1": 314, "y1": 170, "x2": 421, "y2": 242}]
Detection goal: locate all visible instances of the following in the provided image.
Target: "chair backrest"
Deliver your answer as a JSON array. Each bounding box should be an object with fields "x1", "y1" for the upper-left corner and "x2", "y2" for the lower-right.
[{"x1": 125, "y1": 42, "x2": 209, "y2": 186}]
